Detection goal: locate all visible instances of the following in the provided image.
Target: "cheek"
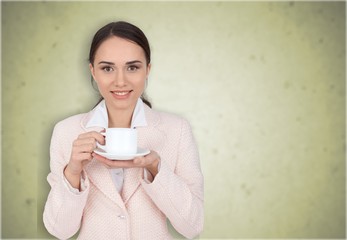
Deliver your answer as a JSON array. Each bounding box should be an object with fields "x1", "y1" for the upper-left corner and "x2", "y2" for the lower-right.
[
  {"x1": 93, "y1": 78, "x2": 110, "y2": 93},
  {"x1": 94, "y1": 73, "x2": 113, "y2": 84},
  {"x1": 135, "y1": 78, "x2": 146, "y2": 90}
]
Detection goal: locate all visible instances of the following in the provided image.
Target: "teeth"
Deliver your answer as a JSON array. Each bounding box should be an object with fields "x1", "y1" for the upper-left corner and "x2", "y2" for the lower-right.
[{"x1": 113, "y1": 91, "x2": 129, "y2": 96}]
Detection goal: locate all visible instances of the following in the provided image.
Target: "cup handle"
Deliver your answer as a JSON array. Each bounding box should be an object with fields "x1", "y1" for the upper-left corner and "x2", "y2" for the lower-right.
[{"x1": 96, "y1": 132, "x2": 106, "y2": 151}]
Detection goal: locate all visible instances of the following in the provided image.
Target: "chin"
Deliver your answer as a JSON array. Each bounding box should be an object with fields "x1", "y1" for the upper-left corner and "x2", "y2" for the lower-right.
[{"x1": 107, "y1": 98, "x2": 136, "y2": 111}]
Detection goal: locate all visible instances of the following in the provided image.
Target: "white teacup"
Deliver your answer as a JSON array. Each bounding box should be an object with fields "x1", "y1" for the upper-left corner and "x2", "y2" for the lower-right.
[{"x1": 99, "y1": 128, "x2": 137, "y2": 155}]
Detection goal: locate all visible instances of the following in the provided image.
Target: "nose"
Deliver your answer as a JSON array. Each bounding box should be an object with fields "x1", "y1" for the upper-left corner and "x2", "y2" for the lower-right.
[{"x1": 114, "y1": 70, "x2": 126, "y2": 87}]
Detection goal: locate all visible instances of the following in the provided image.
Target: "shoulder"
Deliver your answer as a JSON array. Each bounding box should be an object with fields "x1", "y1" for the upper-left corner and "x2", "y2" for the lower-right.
[
  {"x1": 145, "y1": 105, "x2": 191, "y2": 130},
  {"x1": 54, "y1": 113, "x2": 87, "y2": 131},
  {"x1": 50, "y1": 113, "x2": 89, "y2": 154},
  {"x1": 158, "y1": 110, "x2": 185, "y2": 125},
  {"x1": 52, "y1": 112, "x2": 91, "y2": 143},
  {"x1": 145, "y1": 105, "x2": 184, "y2": 123}
]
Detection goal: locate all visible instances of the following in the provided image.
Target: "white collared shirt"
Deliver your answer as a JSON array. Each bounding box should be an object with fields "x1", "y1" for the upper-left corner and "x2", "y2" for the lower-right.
[
  {"x1": 64, "y1": 98, "x2": 148, "y2": 193},
  {"x1": 85, "y1": 98, "x2": 147, "y2": 129}
]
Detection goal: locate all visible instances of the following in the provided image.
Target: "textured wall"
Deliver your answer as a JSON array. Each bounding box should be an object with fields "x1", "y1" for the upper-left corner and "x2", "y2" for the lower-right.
[{"x1": 2, "y1": 1, "x2": 345, "y2": 239}]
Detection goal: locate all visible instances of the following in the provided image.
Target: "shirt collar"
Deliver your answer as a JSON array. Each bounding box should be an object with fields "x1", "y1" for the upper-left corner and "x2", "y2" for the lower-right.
[{"x1": 85, "y1": 98, "x2": 147, "y2": 129}]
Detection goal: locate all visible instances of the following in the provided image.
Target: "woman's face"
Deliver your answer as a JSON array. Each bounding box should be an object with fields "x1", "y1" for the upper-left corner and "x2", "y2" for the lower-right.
[{"x1": 90, "y1": 36, "x2": 150, "y2": 112}]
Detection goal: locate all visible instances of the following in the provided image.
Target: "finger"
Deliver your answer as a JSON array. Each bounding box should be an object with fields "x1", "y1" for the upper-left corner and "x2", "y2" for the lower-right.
[
  {"x1": 77, "y1": 131, "x2": 97, "y2": 139},
  {"x1": 93, "y1": 153, "x2": 137, "y2": 168},
  {"x1": 92, "y1": 152, "x2": 108, "y2": 162},
  {"x1": 73, "y1": 139, "x2": 97, "y2": 150},
  {"x1": 71, "y1": 152, "x2": 93, "y2": 162},
  {"x1": 133, "y1": 151, "x2": 160, "y2": 169},
  {"x1": 137, "y1": 151, "x2": 156, "y2": 164},
  {"x1": 94, "y1": 133, "x2": 106, "y2": 145},
  {"x1": 81, "y1": 143, "x2": 96, "y2": 153},
  {"x1": 109, "y1": 160, "x2": 138, "y2": 168},
  {"x1": 78, "y1": 131, "x2": 105, "y2": 145},
  {"x1": 73, "y1": 137, "x2": 97, "y2": 147},
  {"x1": 133, "y1": 157, "x2": 146, "y2": 166}
]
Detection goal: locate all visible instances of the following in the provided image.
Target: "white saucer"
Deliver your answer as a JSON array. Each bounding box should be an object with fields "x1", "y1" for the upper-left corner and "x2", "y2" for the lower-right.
[{"x1": 94, "y1": 148, "x2": 150, "y2": 160}]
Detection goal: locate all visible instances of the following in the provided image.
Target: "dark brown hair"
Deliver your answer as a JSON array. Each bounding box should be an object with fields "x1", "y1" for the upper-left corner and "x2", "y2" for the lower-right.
[{"x1": 89, "y1": 21, "x2": 152, "y2": 108}]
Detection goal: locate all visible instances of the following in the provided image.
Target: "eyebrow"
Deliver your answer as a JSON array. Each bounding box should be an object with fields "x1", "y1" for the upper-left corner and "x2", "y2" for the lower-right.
[
  {"x1": 126, "y1": 60, "x2": 143, "y2": 65},
  {"x1": 98, "y1": 60, "x2": 143, "y2": 65},
  {"x1": 98, "y1": 61, "x2": 115, "y2": 65}
]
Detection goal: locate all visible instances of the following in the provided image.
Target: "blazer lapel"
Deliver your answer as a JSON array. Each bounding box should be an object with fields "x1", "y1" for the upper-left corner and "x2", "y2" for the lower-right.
[
  {"x1": 121, "y1": 108, "x2": 166, "y2": 204},
  {"x1": 121, "y1": 128, "x2": 167, "y2": 205},
  {"x1": 121, "y1": 168, "x2": 143, "y2": 204},
  {"x1": 85, "y1": 158, "x2": 126, "y2": 210}
]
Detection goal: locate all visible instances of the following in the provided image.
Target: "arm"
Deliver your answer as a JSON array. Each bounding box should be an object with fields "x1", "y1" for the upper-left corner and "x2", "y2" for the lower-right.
[
  {"x1": 43, "y1": 123, "x2": 91, "y2": 240},
  {"x1": 141, "y1": 119, "x2": 204, "y2": 239}
]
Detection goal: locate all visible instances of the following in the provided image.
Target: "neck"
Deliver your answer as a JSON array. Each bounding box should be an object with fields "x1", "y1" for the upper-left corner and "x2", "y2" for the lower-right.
[{"x1": 107, "y1": 106, "x2": 134, "y2": 128}]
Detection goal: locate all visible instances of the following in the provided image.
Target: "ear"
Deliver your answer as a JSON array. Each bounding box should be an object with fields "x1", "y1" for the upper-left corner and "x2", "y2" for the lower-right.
[
  {"x1": 146, "y1": 63, "x2": 151, "y2": 79},
  {"x1": 89, "y1": 63, "x2": 96, "y2": 81}
]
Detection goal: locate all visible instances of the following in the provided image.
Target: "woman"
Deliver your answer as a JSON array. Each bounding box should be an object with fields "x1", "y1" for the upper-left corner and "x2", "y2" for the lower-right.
[{"x1": 43, "y1": 21, "x2": 204, "y2": 240}]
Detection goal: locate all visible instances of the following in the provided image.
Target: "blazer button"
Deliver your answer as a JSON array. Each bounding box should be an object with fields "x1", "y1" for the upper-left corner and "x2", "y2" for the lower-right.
[{"x1": 118, "y1": 215, "x2": 126, "y2": 219}]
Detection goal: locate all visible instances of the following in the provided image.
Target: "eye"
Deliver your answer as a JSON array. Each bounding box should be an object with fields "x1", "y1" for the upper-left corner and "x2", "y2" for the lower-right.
[
  {"x1": 102, "y1": 66, "x2": 114, "y2": 73},
  {"x1": 127, "y1": 65, "x2": 139, "y2": 72}
]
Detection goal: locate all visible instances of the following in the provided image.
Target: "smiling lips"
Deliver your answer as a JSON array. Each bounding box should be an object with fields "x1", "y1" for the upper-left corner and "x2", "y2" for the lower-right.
[{"x1": 111, "y1": 90, "x2": 132, "y2": 99}]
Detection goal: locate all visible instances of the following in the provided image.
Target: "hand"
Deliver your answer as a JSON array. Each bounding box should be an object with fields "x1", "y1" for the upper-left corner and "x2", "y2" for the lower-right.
[
  {"x1": 92, "y1": 150, "x2": 160, "y2": 178},
  {"x1": 64, "y1": 131, "x2": 105, "y2": 188}
]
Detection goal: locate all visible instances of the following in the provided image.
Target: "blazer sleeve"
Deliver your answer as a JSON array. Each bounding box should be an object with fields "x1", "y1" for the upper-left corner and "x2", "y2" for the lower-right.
[
  {"x1": 141, "y1": 118, "x2": 204, "y2": 239},
  {"x1": 43, "y1": 122, "x2": 90, "y2": 240}
]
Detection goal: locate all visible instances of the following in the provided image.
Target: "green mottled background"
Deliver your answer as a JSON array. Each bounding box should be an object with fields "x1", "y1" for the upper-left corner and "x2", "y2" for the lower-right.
[{"x1": 1, "y1": 1, "x2": 345, "y2": 239}]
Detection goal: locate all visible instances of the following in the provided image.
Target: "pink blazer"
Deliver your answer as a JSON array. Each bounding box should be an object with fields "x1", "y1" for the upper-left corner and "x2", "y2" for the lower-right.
[{"x1": 43, "y1": 105, "x2": 204, "y2": 240}]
